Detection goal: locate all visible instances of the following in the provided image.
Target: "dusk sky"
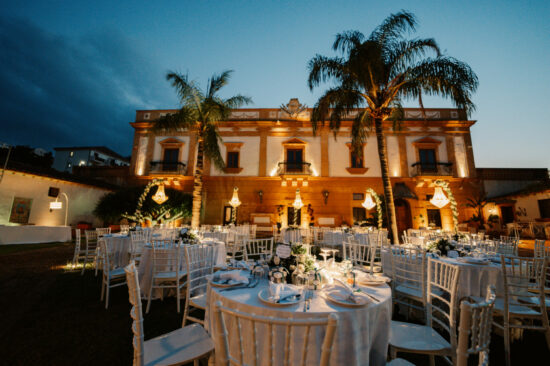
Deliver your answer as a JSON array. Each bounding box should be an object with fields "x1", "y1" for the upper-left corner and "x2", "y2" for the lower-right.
[{"x1": 1, "y1": 0, "x2": 549, "y2": 168}]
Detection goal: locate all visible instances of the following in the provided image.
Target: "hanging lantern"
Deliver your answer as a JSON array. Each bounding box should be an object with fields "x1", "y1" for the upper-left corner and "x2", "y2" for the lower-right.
[
  {"x1": 152, "y1": 183, "x2": 168, "y2": 204},
  {"x1": 229, "y1": 187, "x2": 241, "y2": 208},
  {"x1": 430, "y1": 186, "x2": 450, "y2": 208},
  {"x1": 293, "y1": 189, "x2": 304, "y2": 210},
  {"x1": 362, "y1": 192, "x2": 376, "y2": 210}
]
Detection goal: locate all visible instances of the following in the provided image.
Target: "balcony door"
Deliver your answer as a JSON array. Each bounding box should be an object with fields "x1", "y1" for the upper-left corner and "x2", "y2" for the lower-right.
[
  {"x1": 163, "y1": 148, "x2": 179, "y2": 171},
  {"x1": 419, "y1": 149, "x2": 436, "y2": 172},
  {"x1": 286, "y1": 149, "x2": 303, "y2": 172}
]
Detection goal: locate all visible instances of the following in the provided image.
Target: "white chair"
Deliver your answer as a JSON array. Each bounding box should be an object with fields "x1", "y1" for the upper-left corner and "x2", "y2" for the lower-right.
[
  {"x1": 244, "y1": 238, "x2": 274, "y2": 261},
  {"x1": 124, "y1": 261, "x2": 213, "y2": 366},
  {"x1": 492, "y1": 256, "x2": 550, "y2": 366},
  {"x1": 534, "y1": 239, "x2": 548, "y2": 258},
  {"x1": 71, "y1": 228, "x2": 86, "y2": 268},
  {"x1": 182, "y1": 244, "x2": 214, "y2": 326},
  {"x1": 81, "y1": 230, "x2": 99, "y2": 275},
  {"x1": 249, "y1": 224, "x2": 257, "y2": 239},
  {"x1": 227, "y1": 233, "x2": 247, "y2": 261},
  {"x1": 96, "y1": 227, "x2": 111, "y2": 236},
  {"x1": 389, "y1": 258, "x2": 461, "y2": 365},
  {"x1": 212, "y1": 300, "x2": 339, "y2": 366},
  {"x1": 494, "y1": 241, "x2": 517, "y2": 256},
  {"x1": 99, "y1": 239, "x2": 127, "y2": 309},
  {"x1": 343, "y1": 239, "x2": 375, "y2": 274},
  {"x1": 130, "y1": 230, "x2": 149, "y2": 264},
  {"x1": 146, "y1": 240, "x2": 186, "y2": 314},
  {"x1": 456, "y1": 285, "x2": 497, "y2": 366},
  {"x1": 390, "y1": 246, "x2": 427, "y2": 318}
]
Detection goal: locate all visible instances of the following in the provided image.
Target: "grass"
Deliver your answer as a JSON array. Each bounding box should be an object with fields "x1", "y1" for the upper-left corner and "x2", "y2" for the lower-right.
[{"x1": 0, "y1": 242, "x2": 548, "y2": 365}]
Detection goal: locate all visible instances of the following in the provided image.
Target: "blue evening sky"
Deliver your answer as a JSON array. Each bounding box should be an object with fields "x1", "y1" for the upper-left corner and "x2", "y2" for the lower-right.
[{"x1": 1, "y1": 0, "x2": 549, "y2": 168}]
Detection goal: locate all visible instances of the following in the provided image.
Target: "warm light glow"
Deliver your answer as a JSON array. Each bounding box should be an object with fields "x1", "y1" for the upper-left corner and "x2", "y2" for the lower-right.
[
  {"x1": 50, "y1": 200, "x2": 62, "y2": 210},
  {"x1": 281, "y1": 180, "x2": 287, "y2": 187},
  {"x1": 311, "y1": 167, "x2": 319, "y2": 177},
  {"x1": 362, "y1": 192, "x2": 376, "y2": 210},
  {"x1": 293, "y1": 189, "x2": 304, "y2": 210},
  {"x1": 269, "y1": 167, "x2": 278, "y2": 177},
  {"x1": 79, "y1": 160, "x2": 86, "y2": 166},
  {"x1": 430, "y1": 186, "x2": 450, "y2": 208},
  {"x1": 228, "y1": 187, "x2": 241, "y2": 208},
  {"x1": 152, "y1": 184, "x2": 168, "y2": 204}
]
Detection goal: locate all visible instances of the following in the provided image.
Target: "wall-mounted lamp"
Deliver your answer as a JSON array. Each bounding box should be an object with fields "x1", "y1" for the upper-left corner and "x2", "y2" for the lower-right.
[
  {"x1": 322, "y1": 190, "x2": 329, "y2": 205},
  {"x1": 258, "y1": 190, "x2": 263, "y2": 204}
]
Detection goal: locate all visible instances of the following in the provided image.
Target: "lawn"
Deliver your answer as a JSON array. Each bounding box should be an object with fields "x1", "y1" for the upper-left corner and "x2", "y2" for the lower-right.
[{"x1": 0, "y1": 242, "x2": 548, "y2": 365}]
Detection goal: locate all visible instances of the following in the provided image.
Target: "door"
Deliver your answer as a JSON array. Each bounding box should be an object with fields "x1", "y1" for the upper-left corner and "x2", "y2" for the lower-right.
[
  {"x1": 286, "y1": 149, "x2": 303, "y2": 172},
  {"x1": 419, "y1": 149, "x2": 436, "y2": 172},
  {"x1": 427, "y1": 209, "x2": 442, "y2": 228},
  {"x1": 394, "y1": 199, "x2": 412, "y2": 236},
  {"x1": 500, "y1": 206, "x2": 515, "y2": 224},
  {"x1": 287, "y1": 206, "x2": 301, "y2": 226},
  {"x1": 163, "y1": 148, "x2": 179, "y2": 171},
  {"x1": 223, "y1": 206, "x2": 235, "y2": 225}
]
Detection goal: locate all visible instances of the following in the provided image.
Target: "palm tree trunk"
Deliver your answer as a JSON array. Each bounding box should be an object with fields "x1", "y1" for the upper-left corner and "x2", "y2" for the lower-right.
[
  {"x1": 191, "y1": 139, "x2": 204, "y2": 229},
  {"x1": 374, "y1": 118, "x2": 399, "y2": 244}
]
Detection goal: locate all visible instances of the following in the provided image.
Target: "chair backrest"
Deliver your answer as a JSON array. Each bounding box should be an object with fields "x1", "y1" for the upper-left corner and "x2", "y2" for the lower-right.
[
  {"x1": 457, "y1": 285, "x2": 496, "y2": 366},
  {"x1": 391, "y1": 247, "x2": 427, "y2": 303},
  {"x1": 96, "y1": 227, "x2": 111, "y2": 236},
  {"x1": 494, "y1": 241, "x2": 517, "y2": 256},
  {"x1": 185, "y1": 244, "x2": 214, "y2": 298},
  {"x1": 213, "y1": 301, "x2": 339, "y2": 366},
  {"x1": 500, "y1": 255, "x2": 547, "y2": 313},
  {"x1": 131, "y1": 230, "x2": 149, "y2": 244},
  {"x1": 85, "y1": 230, "x2": 98, "y2": 251},
  {"x1": 244, "y1": 238, "x2": 274, "y2": 260},
  {"x1": 100, "y1": 239, "x2": 116, "y2": 275},
  {"x1": 534, "y1": 239, "x2": 548, "y2": 258},
  {"x1": 152, "y1": 240, "x2": 183, "y2": 278},
  {"x1": 74, "y1": 228, "x2": 81, "y2": 250},
  {"x1": 343, "y1": 239, "x2": 374, "y2": 273},
  {"x1": 124, "y1": 262, "x2": 145, "y2": 366},
  {"x1": 426, "y1": 258, "x2": 461, "y2": 360}
]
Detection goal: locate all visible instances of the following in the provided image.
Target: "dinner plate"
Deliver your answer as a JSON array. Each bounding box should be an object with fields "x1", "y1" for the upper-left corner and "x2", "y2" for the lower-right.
[
  {"x1": 257, "y1": 288, "x2": 301, "y2": 307},
  {"x1": 461, "y1": 258, "x2": 490, "y2": 265},
  {"x1": 325, "y1": 290, "x2": 369, "y2": 307},
  {"x1": 210, "y1": 279, "x2": 246, "y2": 288},
  {"x1": 358, "y1": 275, "x2": 390, "y2": 286}
]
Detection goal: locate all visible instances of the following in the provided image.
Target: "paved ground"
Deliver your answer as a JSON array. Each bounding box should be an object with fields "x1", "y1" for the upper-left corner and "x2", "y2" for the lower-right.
[{"x1": 0, "y1": 241, "x2": 548, "y2": 365}]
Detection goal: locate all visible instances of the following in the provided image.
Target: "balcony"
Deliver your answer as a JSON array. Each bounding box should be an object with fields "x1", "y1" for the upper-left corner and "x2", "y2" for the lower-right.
[
  {"x1": 277, "y1": 162, "x2": 312, "y2": 176},
  {"x1": 411, "y1": 162, "x2": 453, "y2": 177},
  {"x1": 149, "y1": 161, "x2": 187, "y2": 175}
]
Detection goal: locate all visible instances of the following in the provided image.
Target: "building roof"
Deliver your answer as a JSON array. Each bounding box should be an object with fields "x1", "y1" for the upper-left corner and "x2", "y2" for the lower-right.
[
  {"x1": 489, "y1": 181, "x2": 550, "y2": 201},
  {"x1": 477, "y1": 168, "x2": 549, "y2": 181},
  {"x1": 3, "y1": 160, "x2": 119, "y2": 190},
  {"x1": 54, "y1": 146, "x2": 129, "y2": 162}
]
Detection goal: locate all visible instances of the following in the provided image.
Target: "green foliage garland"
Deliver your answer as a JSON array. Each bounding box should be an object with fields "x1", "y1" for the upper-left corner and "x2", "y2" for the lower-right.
[{"x1": 366, "y1": 188, "x2": 383, "y2": 229}]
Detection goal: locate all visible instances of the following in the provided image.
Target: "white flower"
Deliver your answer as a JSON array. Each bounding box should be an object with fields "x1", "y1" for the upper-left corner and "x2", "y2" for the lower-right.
[
  {"x1": 273, "y1": 256, "x2": 280, "y2": 265},
  {"x1": 273, "y1": 272, "x2": 283, "y2": 279},
  {"x1": 297, "y1": 264, "x2": 305, "y2": 272}
]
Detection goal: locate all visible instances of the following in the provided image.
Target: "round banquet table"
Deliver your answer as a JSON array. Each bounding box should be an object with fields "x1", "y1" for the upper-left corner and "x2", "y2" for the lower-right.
[
  {"x1": 139, "y1": 240, "x2": 227, "y2": 299},
  {"x1": 381, "y1": 248, "x2": 504, "y2": 299},
  {"x1": 206, "y1": 279, "x2": 392, "y2": 366}
]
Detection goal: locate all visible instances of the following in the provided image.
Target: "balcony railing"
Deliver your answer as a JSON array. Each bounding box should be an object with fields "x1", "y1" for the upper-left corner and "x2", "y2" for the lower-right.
[
  {"x1": 411, "y1": 162, "x2": 453, "y2": 177},
  {"x1": 277, "y1": 162, "x2": 312, "y2": 175},
  {"x1": 149, "y1": 161, "x2": 187, "y2": 175}
]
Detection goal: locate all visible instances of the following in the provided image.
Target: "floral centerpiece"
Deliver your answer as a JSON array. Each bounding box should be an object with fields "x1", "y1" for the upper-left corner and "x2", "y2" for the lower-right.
[
  {"x1": 426, "y1": 238, "x2": 456, "y2": 256},
  {"x1": 179, "y1": 228, "x2": 198, "y2": 243}
]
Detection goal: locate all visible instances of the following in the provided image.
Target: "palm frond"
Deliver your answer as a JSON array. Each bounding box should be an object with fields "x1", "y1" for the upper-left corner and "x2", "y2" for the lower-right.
[
  {"x1": 307, "y1": 55, "x2": 346, "y2": 90},
  {"x1": 350, "y1": 110, "x2": 372, "y2": 156},
  {"x1": 224, "y1": 95, "x2": 253, "y2": 109},
  {"x1": 333, "y1": 30, "x2": 365, "y2": 55},
  {"x1": 152, "y1": 107, "x2": 196, "y2": 132},
  {"x1": 206, "y1": 70, "x2": 233, "y2": 98},
  {"x1": 387, "y1": 38, "x2": 441, "y2": 78},
  {"x1": 166, "y1": 72, "x2": 203, "y2": 108},
  {"x1": 202, "y1": 123, "x2": 225, "y2": 170},
  {"x1": 369, "y1": 10, "x2": 416, "y2": 44}
]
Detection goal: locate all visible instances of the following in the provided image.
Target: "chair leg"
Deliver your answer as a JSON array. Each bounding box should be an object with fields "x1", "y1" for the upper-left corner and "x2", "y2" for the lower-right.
[
  {"x1": 146, "y1": 282, "x2": 154, "y2": 314},
  {"x1": 100, "y1": 277, "x2": 105, "y2": 301},
  {"x1": 429, "y1": 355, "x2": 435, "y2": 366},
  {"x1": 504, "y1": 324, "x2": 511, "y2": 366},
  {"x1": 81, "y1": 256, "x2": 87, "y2": 276},
  {"x1": 182, "y1": 297, "x2": 189, "y2": 327},
  {"x1": 177, "y1": 284, "x2": 181, "y2": 313},
  {"x1": 105, "y1": 282, "x2": 110, "y2": 309}
]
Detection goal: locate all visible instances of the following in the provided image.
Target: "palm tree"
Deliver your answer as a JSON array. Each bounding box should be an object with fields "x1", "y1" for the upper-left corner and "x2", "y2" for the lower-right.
[
  {"x1": 307, "y1": 10, "x2": 478, "y2": 242},
  {"x1": 465, "y1": 191, "x2": 489, "y2": 226},
  {"x1": 154, "y1": 70, "x2": 252, "y2": 228}
]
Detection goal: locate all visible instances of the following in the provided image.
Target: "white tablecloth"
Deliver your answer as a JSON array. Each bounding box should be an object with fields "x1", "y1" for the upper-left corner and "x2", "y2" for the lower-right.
[
  {"x1": 0, "y1": 225, "x2": 72, "y2": 245},
  {"x1": 381, "y1": 248, "x2": 503, "y2": 299},
  {"x1": 138, "y1": 241, "x2": 226, "y2": 299},
  {"x1": 206, "y1": 279, "x2": 392, "y2": 366}
]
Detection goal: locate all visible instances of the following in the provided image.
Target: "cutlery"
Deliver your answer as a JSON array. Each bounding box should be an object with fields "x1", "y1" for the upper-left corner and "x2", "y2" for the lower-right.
[
  {"x1": 360, "y1": 290, "x2": 380, "y2": 303},
  {"x1": 220, "y1": 279, "x2": 258, "y2": 291},
  {"x1": 307, "y1": 291, "x2": 311, "y2": 310},
  {"x1": 277, "y1": 293, "x2": 300, "y2": 303}
]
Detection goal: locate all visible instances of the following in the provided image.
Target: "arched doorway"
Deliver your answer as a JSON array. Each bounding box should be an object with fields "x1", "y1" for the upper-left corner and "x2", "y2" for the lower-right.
[{"x1": 394, "y1": 199, "x2": 412, "y2": 237}]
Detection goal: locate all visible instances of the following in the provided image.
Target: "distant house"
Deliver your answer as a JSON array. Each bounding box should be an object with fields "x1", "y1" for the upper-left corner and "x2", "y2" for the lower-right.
[{"x1": 53, "y1": 146, "x2": 129, "y2": 173}]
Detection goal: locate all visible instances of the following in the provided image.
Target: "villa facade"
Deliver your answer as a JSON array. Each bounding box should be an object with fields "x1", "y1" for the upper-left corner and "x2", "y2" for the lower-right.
[{"x1": 128, "y1": 99, "x2": 480, "y2": 232}]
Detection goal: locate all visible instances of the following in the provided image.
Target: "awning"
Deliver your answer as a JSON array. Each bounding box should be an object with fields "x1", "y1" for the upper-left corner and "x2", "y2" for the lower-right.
[{"x1": 393, "y1": 182, "x2": 418, "y2": 200}]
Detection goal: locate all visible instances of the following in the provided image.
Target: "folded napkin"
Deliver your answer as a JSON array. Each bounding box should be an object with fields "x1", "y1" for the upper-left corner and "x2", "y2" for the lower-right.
[
  {"x1": 268, "y1": 283, "x2": 301, "y2": 303},
  {"x1": 212, "y1": 270, "x2": 249, "y2": 285},
  {"x1": 228, "y1": 260, "x2": 251, "y2": 271},
  {"x1": 333, "y1": 278, "x2": 370, "y2": 304}
]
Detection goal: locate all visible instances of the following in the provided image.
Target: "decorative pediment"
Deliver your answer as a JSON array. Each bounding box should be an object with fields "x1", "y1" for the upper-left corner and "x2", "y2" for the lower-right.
[
  {"x1": 159, "y1": 138, "x2": 184, "y2": 145},
  {"x1": 412, "y1": 136, "x2": 442, "y2": 146},
  {"x1": 282, "y1": 138, "x2": 307, "y2": 145},
  {"x1": 224, "y1": 142, "x2": 243, "y2": 152}
]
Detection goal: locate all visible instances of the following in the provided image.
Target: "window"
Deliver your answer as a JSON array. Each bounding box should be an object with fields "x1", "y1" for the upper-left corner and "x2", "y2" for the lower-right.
[
  {"x1": 353, "y1": 207, "x2": 367, "y2": 223},
  {"x1": 427, "y1": 209, "x2": 442, "y2": 228},
  {"x1": 353, "y1": 193, "x2": 364, "y2": 201},
  {"x1": 227, "y1": 151, "x2": 239, "y2": 168},
  {"x1": 345, "y1": 143, "x2": 368, "y2": 174},
  {"x1": 538, "y1": 199, "x2": 550, "y2": 219},
  {"x1": 287, "y1": 207, "x2": 301, "y2": 226},
  {"x1": 162, "y1": 148, "x2": 179, "y2": 171},
  {"x1": 286, "y1": 149, "x2": 303, "y2": 172},
  {"x1": 419, "y1": 149, "x2": 437, "y2": 171},
  {"x1": 351, "y1": 151, "x2": 364, "y2": 168}
]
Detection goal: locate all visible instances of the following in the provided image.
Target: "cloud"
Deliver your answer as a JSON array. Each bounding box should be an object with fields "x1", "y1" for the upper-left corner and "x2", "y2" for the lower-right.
[{"x1": 0, "y1": 16, "x2": 175, "y2": 156}]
